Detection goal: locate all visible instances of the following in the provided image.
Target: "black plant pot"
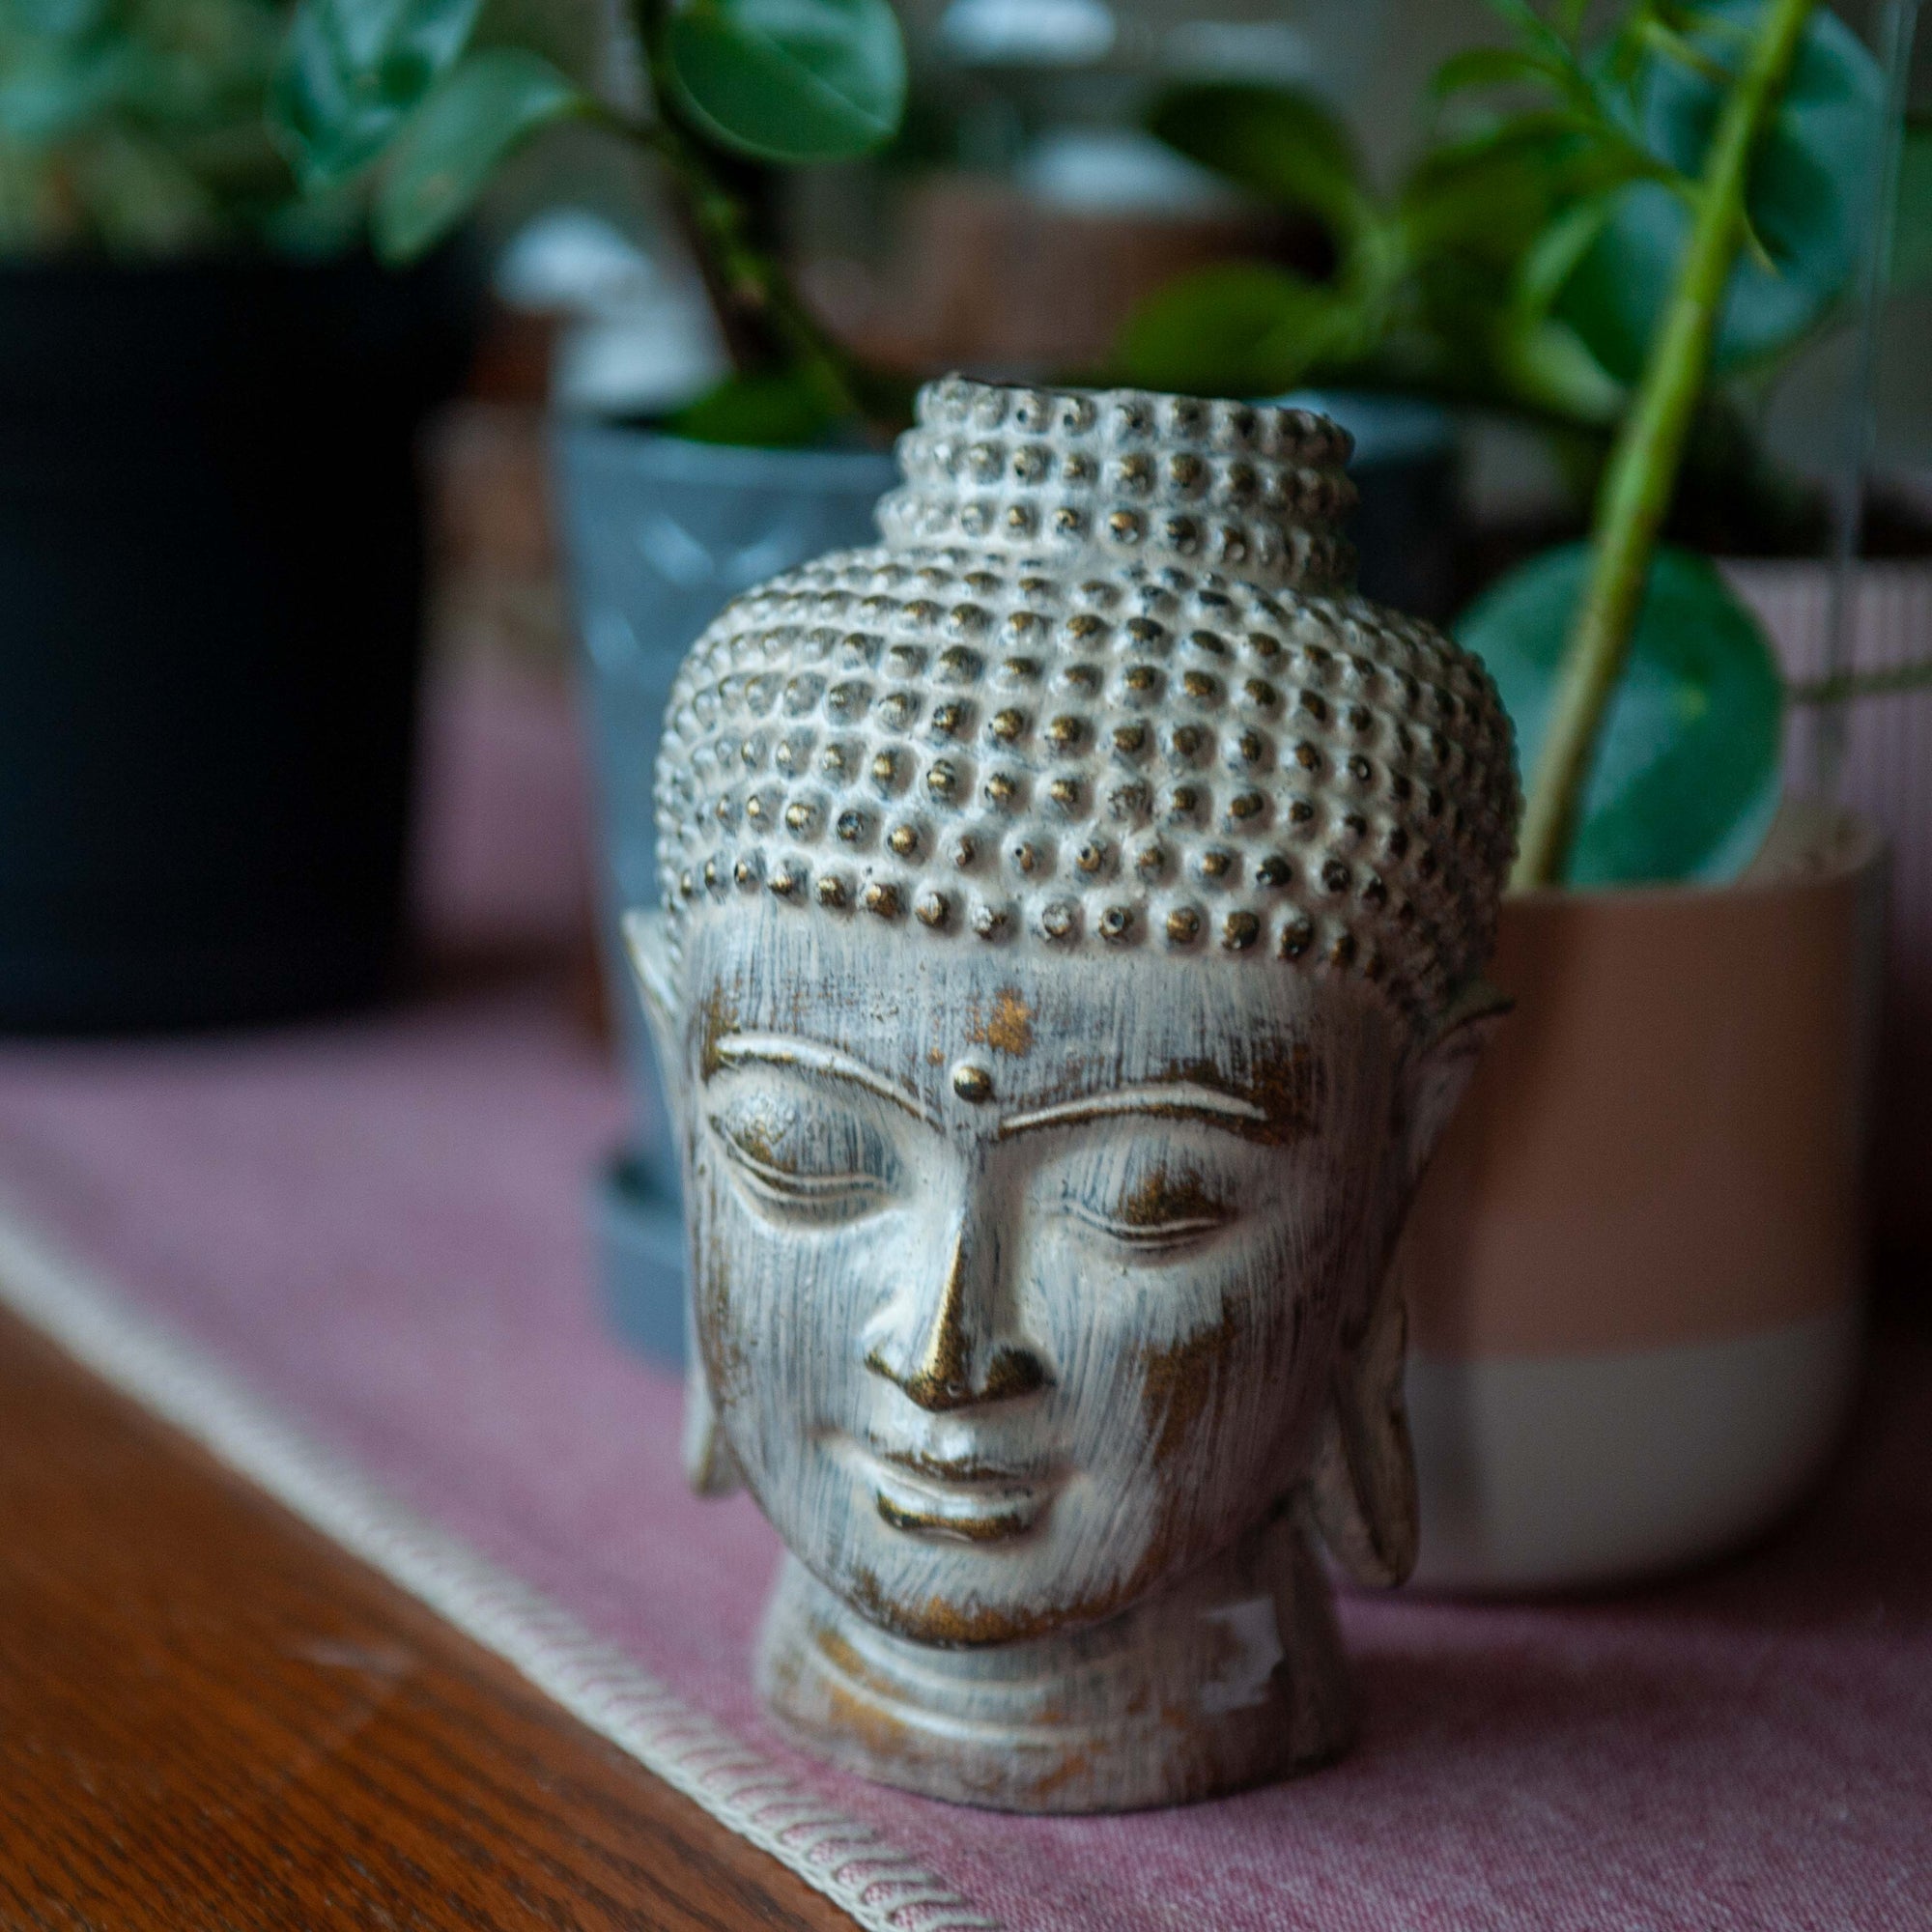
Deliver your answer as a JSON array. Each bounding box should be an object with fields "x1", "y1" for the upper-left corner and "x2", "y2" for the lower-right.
[{"x1": 0, "y1": 252, "x2": 474, "y2": 1032}]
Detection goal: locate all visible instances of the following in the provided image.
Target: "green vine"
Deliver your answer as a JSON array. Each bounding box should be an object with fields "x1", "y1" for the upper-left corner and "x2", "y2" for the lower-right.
[
  {"x1": 1511, "y1": 0, "x2": 1818, "y2": 888},
  {"x1": 270, "y1": 0, "x2": 911, "y2": 444}
]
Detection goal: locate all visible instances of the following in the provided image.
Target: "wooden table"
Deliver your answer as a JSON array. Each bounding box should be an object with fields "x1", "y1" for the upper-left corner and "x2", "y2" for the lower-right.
[{"x1": 0, "y1": 1306, "x2": 850, "y2": 1931}]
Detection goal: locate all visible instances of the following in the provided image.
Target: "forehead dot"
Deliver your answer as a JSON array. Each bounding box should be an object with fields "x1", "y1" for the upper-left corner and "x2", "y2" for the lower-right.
[{"x1": 952, "y1": 1062, "x2": 995, "y2": 1104}]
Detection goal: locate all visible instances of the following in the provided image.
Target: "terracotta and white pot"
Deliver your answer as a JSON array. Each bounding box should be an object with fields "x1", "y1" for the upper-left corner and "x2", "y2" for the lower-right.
[
  {"x1": 1402, "y1": 806, "x2": 1887, "y2": 1592},
  {"x1": 1726, "y1": 557, "x2": 1932, "y2": 1261}
]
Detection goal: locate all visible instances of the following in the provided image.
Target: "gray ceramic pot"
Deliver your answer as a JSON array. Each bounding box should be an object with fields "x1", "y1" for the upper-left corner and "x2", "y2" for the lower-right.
[{"x1": 554, "y1": 424, "x2": 896, "y2": 1357}]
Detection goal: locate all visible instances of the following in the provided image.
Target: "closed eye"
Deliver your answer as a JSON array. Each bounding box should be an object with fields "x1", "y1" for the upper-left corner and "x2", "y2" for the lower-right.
[
  {"x1": 711, "y1": 1120, "x2": 889, "y2": 1225},
  {"x1": 1056, "y1": 1154, "x2": 1241, "y2": 1257},
  {"x1": 1065, "y1": 1199, "x2": 1233, "y2": 1253}
]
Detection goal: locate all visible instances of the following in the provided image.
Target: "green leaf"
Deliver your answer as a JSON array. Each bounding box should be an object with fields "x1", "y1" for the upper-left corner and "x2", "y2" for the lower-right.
[
  {"x1": 1890, "y1": 119, "x2": 1932, "y2": 291},
  {"x1": 1113, "y1": 261, "x2": 1361, "y2": 398},
  {"x1": 270, "y1": 0, "x2": 482, "y2": 189},
  {"x1": 1556, "y1": 0, "x2": 1885, "y2": 383},
  {"x1": 1400, "y1": 114, "x2": 1625, "y2": 263},
  {"x1": 0, "y1": 43, "x2": 129, "y2": 143},
  {"x1": 665, "y1": 368, "x2": 838, "y2": 447},
  {"x1": 660, "y1": 0, "x2": 905, "y2": 164},
  {"x1": 1147, "y1": 82, "x2": 1370, "y2": 239},
  {"x1": 1457, "y1": 542, "x2": 1784, "y2": 888},
  {"x1": 372, "y1": 47, "x2": 583, "y2": 262},
  {"x1": 1432, "y1": 43, "x2": 1571, "y2": 99},
  {"x1": 7, "y1": 0, "x2": 112, "y2": 40}
]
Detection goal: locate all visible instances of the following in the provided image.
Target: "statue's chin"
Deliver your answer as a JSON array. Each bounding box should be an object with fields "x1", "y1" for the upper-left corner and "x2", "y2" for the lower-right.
[
  {"x1": 802, "y1": 1515, "x2": 1197, "y2": 1652},
  {"x1": 838, "y1": 1570, "x2": 1144, "y2": 1650},
  {"x1": 755, "y1": 1504, "x2": 1356, "y2": 1811}
]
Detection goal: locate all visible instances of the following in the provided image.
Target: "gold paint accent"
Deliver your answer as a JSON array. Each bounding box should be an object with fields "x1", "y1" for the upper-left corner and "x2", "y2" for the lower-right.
[
  {"x1": 1119, "y1": 1168, "x2": 1229, "y2": 1231},
  {"x1": 696, "y1": 983, "x2": 744, "y2": 1081},
  {"x1": 863, "y1": 1231, "x2": 1048, "y2": 1412},
  {"x1": 847, "y1": 1568, "x2": 1122, "y2": 1649},
  {"x1": 966, "y1": 987, "x2": 1034, "y2": 1059},
  {"x1": 1139, "y1": 1304, "x2": 1238, "y2": 1465},
  {"x1": 951, "y1": 1062, "x2": 993, "y2": 1103},
  {"x1": 874, "y1": 1492, "x2": 1028, "y2": 1543}
]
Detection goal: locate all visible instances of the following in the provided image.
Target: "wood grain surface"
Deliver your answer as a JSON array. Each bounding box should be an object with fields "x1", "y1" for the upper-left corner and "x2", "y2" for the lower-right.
[{"x1": 0, "y1": 1307, "x2": 854, "y2": 1932}]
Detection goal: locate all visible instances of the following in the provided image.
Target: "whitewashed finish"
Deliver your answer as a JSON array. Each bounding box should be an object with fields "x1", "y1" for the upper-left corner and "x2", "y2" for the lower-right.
[{"x1": 631, "y1": 380, "x2": 1520, "y2": 1812}]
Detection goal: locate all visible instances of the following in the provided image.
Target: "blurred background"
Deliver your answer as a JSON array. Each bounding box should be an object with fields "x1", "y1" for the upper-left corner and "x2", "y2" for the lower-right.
[{"x1": 0, "y1": 0, "x2": 1926, "y2": 1277}]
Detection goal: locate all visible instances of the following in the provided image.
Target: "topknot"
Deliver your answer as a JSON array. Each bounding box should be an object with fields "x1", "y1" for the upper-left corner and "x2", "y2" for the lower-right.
[
  {"x1": 878, "y1": 377, "x2": 1359, "y2": 591},
  {"x1": 653, "y1": 381, "x2": 1520, "y2": 1032}
]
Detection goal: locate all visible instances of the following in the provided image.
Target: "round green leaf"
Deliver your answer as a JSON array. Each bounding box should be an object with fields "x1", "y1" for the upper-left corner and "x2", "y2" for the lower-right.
[
  {"x1": 1556, "y1": 1, "x2": 1883, "y2": 383},
  {"x1": 373, "y1": 48, "x2": 584, "y2": 262},
  {"x1": 1115, "y1": 261, "x2": 1358, "y2": 398},
  {"x1": 1456, "y1": 543, "x2": 1785, "y2": 888},
  {"x1": 270, "y1": 0, "x2": 483, "y2": 188},
  {"x1": 661, "y1": 0, "x2": 905, "y2": 164}
]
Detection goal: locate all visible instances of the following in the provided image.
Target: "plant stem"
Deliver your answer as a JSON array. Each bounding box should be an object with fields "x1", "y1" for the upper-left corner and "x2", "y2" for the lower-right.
[
  {"x1": 1510, "y1": 0, "x2": 1817, "y2": 889},
  {"x1": 614, "y1": 0, "x2": 899, "y2": 440},
  {"x1": 649, "y1": 119, "x2": 883, "y2": 430},
  {"x1": 1788, "y1": 657, "x2": 1932, "y2": 706}
]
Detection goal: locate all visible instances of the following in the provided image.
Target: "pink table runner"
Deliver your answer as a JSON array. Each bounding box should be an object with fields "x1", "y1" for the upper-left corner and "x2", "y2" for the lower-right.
[{"x1": 2, "y1": 666, "x2": 1926, "y2": 1932}]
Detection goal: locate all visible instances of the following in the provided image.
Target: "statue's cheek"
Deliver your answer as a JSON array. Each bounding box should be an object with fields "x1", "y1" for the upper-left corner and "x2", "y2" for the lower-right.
[
  {"x1": 690, "y1": 1189, "x2": 747, "y2": 1406},
  {"x1": 1096, "y1": 1240, "x2": 1323, "y2": 1538}
]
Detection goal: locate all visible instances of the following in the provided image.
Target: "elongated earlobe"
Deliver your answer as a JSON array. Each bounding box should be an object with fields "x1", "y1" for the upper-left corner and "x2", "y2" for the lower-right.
[
  {"x1": 682, "y1": 1338, "x2": 744, "y2": 1496},
  {"x1": 1310, "y1": 1278, "x2": 1416, "y2": 1587},
  {"x1": 622, "y1": 910, "x2": 742, "y2": 1498},
  {"x1": 1311, "y1": 979, "x2": 1511, "y2": 1585}
]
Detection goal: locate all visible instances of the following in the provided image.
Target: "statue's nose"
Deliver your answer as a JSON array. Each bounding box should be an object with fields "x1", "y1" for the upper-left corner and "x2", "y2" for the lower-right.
[{"x1": 862, "y1": 1207, "x2": 1051, "y2": 1412}]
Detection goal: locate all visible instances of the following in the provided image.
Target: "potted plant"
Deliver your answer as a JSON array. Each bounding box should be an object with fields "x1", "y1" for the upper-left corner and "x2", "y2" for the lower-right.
[
  {"x1": 270, "y1": 0, "x2": 913, "y2": 1350},
  {"x1": 1118, "y1": 0, "x2": 1922, "y2": 1588},
  {"x1": 1118, "y1": 0, "x2": 1932, "y2": 1274},
  {"x1": 0, "y1": 0, "x2": 475, "y2": 1031}
]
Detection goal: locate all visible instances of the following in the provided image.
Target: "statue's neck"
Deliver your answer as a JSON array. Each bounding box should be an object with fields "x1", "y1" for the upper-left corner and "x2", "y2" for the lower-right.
[{"x1": 754, "y1": 1500, "x2": 1352, "y2": 1813}]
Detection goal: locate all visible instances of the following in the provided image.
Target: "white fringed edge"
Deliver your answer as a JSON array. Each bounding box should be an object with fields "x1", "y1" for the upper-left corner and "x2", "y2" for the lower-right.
[{"x1": 0, "y1": 1208, "x2": 1001, "y2": 1932}]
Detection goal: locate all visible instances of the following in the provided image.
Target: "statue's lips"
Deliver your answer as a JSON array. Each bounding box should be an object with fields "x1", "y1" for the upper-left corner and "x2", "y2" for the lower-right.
[{"x1": 833, "y1": 1435, "x2": 1060, "y2": 1544}]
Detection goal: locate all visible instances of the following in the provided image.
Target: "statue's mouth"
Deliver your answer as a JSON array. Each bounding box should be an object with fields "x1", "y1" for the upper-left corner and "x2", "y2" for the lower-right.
[{"x1": 835, "y1": 1435, "x2": 1060, "y2": 1544}]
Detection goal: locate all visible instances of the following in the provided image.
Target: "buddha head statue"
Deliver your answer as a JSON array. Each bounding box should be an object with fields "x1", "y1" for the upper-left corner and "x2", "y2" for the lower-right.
[{"x1": 627, "y1": 379, "x2": 1519, "y2": 1813}]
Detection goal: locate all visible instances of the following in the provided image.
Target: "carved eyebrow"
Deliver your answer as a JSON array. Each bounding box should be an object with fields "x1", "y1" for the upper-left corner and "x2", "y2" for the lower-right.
[
  {"x1": 706, "y1": 1033, "x2": 937, "y2": 1125},
  {"x1": 997, "y1": 1082, "x2": 1271, "y2": 1141}
]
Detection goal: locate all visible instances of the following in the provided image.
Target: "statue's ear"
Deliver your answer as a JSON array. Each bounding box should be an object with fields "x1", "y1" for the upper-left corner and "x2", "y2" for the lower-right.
[
  {"x1": 622, "y1": 908, "x2": 741, "y2": 1497},
  {"x1": 1399, "y1": 977, "x2": 1512, "y2": 1195},
  {"x1": 622, "y1": 909, "x2": 686, "y2": 1131},
  {"x1": 1310, "y1": 1277, "x2": 1416, "y2": 1587},
  {"x1": 679, "y1": 1323, "x2": 743, "y2": 1497},
  {"x1": 1310, "y1": 979, "x2": 1511, "y2": 1586}
]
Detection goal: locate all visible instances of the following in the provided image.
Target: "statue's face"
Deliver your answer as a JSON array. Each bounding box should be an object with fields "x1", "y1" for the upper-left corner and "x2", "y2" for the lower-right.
[{"x1": 670, "y1": 903, "x2": 1406, "y2": 1646}]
